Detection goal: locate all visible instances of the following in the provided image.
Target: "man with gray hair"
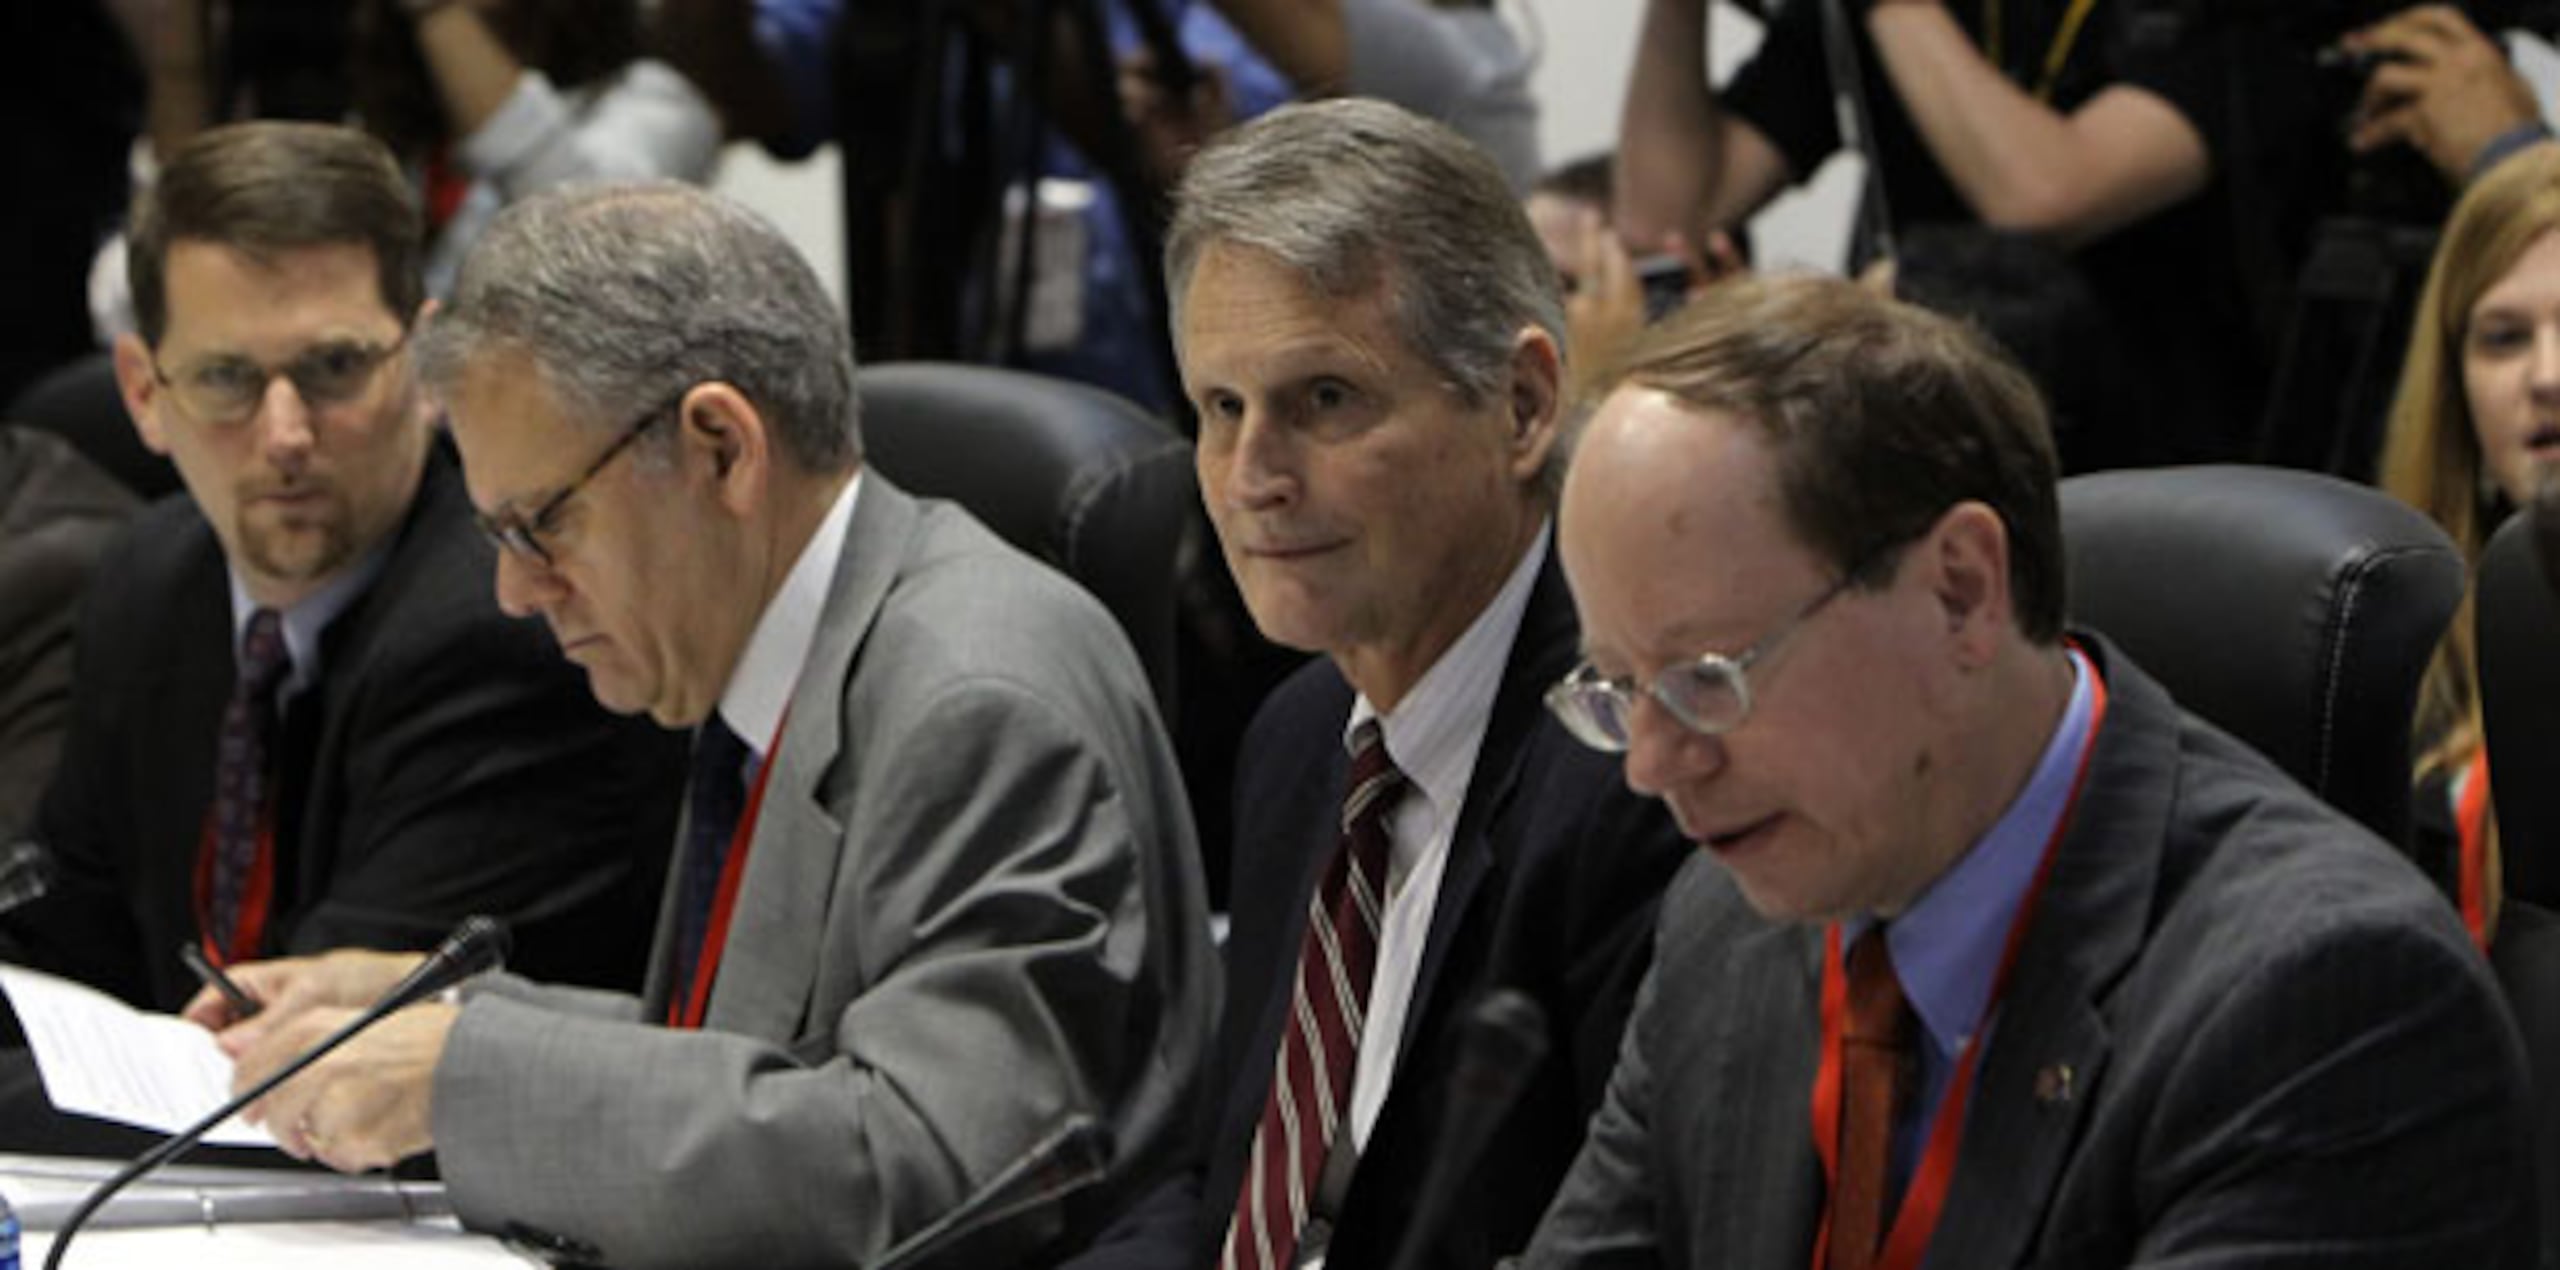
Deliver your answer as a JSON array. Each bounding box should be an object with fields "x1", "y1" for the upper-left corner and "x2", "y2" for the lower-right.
[
  {"x1": 194, "y1": 181, "x2": 1218, "y2": 1270},
  {"x1": 1067, "y1": 98, "x2": 1686, "y2": 1270}
]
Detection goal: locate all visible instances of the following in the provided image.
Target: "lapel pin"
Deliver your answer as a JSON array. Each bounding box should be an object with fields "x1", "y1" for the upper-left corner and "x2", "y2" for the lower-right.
[{"x1": 2034, "y1": 1062, "x2": 2075, "y2": 1106}]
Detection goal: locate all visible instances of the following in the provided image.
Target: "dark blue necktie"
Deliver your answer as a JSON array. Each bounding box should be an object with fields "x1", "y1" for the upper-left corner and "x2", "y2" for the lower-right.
[{"x1": 669, "y1": 714, "x2": 752, "y2": 1005}]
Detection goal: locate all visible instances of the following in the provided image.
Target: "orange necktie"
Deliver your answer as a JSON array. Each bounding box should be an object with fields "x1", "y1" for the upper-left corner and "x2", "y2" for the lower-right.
[{"x1": 1827, "y1": 929, "x2": 1914, "y2": 1270}]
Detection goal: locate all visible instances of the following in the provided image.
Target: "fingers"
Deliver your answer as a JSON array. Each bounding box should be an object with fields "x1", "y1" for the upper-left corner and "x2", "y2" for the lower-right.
[
  {"x1": 179, "y1": 981, "x2": 237, "y2": 1032},
  {"x1": 1579, "y1": 210, "x2": 1638, "y2": 302},
  {"x1": 2348, "y1": 100, "x2": 2424, "y2": 156},
  {"x1": 2352, "y1": 4, "x2": 2477, "y2": 57},
  {"x1": 241, "y1": 1006, "x2": 454, "y2": 1172},
  {"x1": 1699, "y1": 230, "x2": 1749, "y2": 286}
]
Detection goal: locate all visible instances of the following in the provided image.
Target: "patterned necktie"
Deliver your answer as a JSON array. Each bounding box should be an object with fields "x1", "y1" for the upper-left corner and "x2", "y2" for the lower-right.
[
  {"x1": 1827, "y1": 928, "x2": 1915, "y2": 1270},
  {"x1": 669, "y1": 714, "x2": 752, "y2": 1009},
  {"x1": 1222, "y1": 719, "x2": 1407, "y2": 1270},
  {"x1": 205, "y1": 608, "x2": 291, "y2": 959}
]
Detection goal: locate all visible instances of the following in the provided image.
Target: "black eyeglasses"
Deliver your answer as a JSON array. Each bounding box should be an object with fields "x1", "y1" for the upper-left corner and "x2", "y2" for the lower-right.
[
  {"x1": 472, "y1": 390, "x2": 686, "y2": 568},
  {"x1": 151, "y1": 329, "x2": 411, "y2": 426},
  {"x1": 1544, "y1": 567, "x2": 1865, "y2": 754}
]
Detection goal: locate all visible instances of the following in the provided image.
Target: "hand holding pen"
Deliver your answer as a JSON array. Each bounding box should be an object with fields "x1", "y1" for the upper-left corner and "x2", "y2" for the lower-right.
[{"x1": 180, "y1": 941, "x2": 263, "y2": 1022}]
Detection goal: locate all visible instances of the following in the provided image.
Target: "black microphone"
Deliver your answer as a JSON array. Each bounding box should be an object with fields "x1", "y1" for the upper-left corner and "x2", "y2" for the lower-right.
[
  {"x1": 41, "y1": 916, "x2": 511, "y2": 1270},
  {"x1": 1386, "y1": 988, "x2": 1551, "y2": 1270},
  {"x1": 872, "y1": 1117, "x2": 1115, "y2": 1270},
  {"x1": 0, "y1": 840, "x2": 56, "y2": 917}
]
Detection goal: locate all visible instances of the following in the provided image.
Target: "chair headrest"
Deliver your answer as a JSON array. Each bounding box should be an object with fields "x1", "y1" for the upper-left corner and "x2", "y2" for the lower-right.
[
  {"x1": 855, "y1": 362, "x2": 1194, "y2": 718},
  {"x1": 2061, "y1": 465, "x2": 2463, "y2": 844},
  {"x1": 2480, "y1": 508, "x2": 2560, "y2": 906}
]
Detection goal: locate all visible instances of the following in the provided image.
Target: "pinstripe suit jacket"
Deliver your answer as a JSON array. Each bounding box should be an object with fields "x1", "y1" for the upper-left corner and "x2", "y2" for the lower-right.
[{"x1": 1523, "y1": 639, "x2": 2536, "y2": 1269}]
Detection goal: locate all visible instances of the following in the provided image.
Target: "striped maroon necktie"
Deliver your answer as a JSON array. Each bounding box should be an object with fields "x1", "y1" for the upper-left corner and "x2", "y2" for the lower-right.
[{"x1": 1222, "y1": 719, "x2": 1407, "y2": 1270}]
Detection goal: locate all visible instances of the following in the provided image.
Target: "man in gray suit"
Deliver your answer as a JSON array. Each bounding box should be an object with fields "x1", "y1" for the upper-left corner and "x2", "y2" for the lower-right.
[
  {"x1": 192, "y1": 182, "x2": 1218, "y2": 1270},
  {"x1": 1521, "y1": 274, "x2": 2536, "y2": 1267}
]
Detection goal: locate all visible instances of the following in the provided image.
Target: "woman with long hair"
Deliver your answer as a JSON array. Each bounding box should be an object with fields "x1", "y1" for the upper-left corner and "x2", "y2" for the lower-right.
[{"x1": 2378, "y1": 141, "x2": 2560, "y2": 946}]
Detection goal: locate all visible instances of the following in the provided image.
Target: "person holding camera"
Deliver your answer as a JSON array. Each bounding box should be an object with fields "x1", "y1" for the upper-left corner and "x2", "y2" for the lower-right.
[
  {"x1": 2347, "y1": 3, "x2": 2553, "y2": 187},
  {"x1": 90, "y1": 0, "x2": 722, "y2": 337},
  {"x1": 1618, "y1": 0, "x2": 2340, "y2": 468}
]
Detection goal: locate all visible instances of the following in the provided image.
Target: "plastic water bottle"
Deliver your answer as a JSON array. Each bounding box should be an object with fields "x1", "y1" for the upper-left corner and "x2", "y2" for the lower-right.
[{"x1": 0, "y1": 1184, "x2": 20, "y2": 1270}]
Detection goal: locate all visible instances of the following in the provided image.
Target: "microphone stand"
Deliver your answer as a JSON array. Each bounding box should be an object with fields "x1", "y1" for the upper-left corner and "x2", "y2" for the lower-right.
[
  {"x1": 1384, "y1": 988, "x2": 1551, "y2": 1270},
  {"x1": 871, "y1": 1117, "x2": 1114, "y2": 1270},
  {"x1": 41, "y1": 916, "x2": 510, "y2": 1270},
  {"x1": 0, "y1": 841, "x2": 57, "y2": 917}
]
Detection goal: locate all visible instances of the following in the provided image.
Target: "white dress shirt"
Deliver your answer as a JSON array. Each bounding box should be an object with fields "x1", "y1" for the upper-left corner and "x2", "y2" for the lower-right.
[
  {"x1": 1314, "y1": 522, "x2": 1550, "y2": 1260},
  {"x1": 712, "y1": 474, "x2": 861, "y2": 758}
]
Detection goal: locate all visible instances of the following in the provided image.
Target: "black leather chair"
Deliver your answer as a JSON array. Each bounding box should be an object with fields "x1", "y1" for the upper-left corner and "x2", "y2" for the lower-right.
[
  {"x1": 2059, "y1": 464, "x2": 2464, "y2": 847},
  {"x1": 2, "y1": 351, "x2": 181, "y2": 502},
  {"x1": 2490, "y1": 898, "x2": 2560, "y2": 1270},
  {"x1": 2481, "y1": 501, "x2": 2560, "y2": 1269},
  {"x1": 2482, "y1": 509, "x2": 2560, "y2": 908},
  {"x1": 856, "y1": 362, "x2": 1193, "y2": 720}
]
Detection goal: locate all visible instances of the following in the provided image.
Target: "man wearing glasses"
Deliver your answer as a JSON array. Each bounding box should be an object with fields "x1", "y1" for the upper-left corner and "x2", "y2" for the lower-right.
[
  {"x1": 1068, "y1": 100, "x2": 1687, "y2": 1270},
  {"x1": 1520, "y1": 274, "x2": 2533, "y2": 1267},
  {"x1": 0, "y1": 121, "x2": 686, "y2": 1150},
  {"x1": 191, "y1": 180, "x2": 1216, "y2": 1270}
]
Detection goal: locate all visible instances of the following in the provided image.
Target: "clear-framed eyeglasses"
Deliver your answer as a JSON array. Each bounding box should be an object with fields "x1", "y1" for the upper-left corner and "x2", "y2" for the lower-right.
[
  {"x1": 150, "y1": 329, "x2": 411, "y2": 427},
  {"x1": 1544, "y1": 568, "x2": 1866, "y2": 753}
]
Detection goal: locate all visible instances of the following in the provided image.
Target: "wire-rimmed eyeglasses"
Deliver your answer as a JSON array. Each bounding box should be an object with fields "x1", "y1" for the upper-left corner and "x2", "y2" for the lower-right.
[{"x1": 1544, "y1": 568, "x2": 1865, "y2": 753}]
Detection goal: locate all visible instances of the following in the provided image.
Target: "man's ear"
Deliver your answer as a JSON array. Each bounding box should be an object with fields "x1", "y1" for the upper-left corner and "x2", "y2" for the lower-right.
[
  {"x1": 1506, "y1": 325, "x2": 1565, "y2": 483},
  {"x1": 677, "y1": 382, "x2": 772, "y2": 516},
  {"x1": 110, "y1": 333, "x2": 172, "y2": 456},
  {"x1": 1925, "y1": 501, "x2": 2014, "y2": 666},
  {"x1": 404, "y1": 300, "x2": 445, "y2": 432}
]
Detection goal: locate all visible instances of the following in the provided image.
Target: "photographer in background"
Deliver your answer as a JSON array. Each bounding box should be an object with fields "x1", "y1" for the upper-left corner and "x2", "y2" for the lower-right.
[
  {"x1": 1618, "y1": 0, "x2": 2355, "y2": 469},
  {"x1": 89, "y1": 0, "x2": 721, "y2": 337},
  {"x1": 2348, "y1": 4, "x2": 2553, "y2": 188}
]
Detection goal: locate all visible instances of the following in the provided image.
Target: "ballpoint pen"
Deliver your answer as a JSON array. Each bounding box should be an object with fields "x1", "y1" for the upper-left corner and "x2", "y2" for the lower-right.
[{"x1": 179, "y1": 942, "x2": 263, "y2": 1020}]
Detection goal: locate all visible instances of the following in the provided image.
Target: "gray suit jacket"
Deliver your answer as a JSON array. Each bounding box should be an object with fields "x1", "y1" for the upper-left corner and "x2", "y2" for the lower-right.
[
  {"x1": 430, "y1": 476, "x2": 1218, "y2": 1269},
  {"x1": 1522, "y1": 639, "x2": 2536, "y2": 1269}
]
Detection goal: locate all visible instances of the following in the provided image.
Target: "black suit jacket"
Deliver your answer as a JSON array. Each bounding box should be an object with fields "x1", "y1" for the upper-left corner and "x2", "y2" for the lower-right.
[
  {"x1": 1524, "y1": 640, "x2": 2536, "y2": 1268},
  {"x1": 0, "y1": 426, "x2": 135, "y2": 839},
  {"x1": 2, "y1": 441, "x2": 686, "y2": 1008},
  {"x1": 1072, "y1": 549, "x2": 1690, "y2": 1270}
]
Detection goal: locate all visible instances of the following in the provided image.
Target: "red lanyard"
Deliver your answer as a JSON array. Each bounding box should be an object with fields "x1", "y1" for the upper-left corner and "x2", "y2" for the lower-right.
[
  {"x1": 2455, "y1": 749, "x2": 2492, "y2": 950},
  {"x1": 193, "y1": 809, "x2": 278, "y2": 967},
  {"x1": 1808, "y1": 656, "x2": 2109, "y2": 1270},
  {"x1": 667, "y1": 719, "x2": 787, "y2": 1030}
]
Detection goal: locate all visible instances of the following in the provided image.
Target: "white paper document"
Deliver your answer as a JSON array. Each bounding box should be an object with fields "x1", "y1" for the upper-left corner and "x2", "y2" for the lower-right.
[{"x1": 0, "y1": 963, "x2": 274, "y2": 1147}]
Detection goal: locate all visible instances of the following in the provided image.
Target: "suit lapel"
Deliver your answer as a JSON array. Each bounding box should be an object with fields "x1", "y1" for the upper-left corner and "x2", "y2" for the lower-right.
[
  {"x1": 144, "y1": 522, "x2": 237, "y2": 953},
  {"x1": 1704, "y1": 916, "x2": 1828, "y2": 1270},
  {"x1": 683, "y1": 474, "x2": 919, "y2": 1041},
  {"x1": 1924, "y1": 642, "x2": 2175, "y2": 1269},
  {"x1": 285, "y1": 442, "x2": 455, "y2": 908},
  {"x1": 1392, "y1": 545, "x2": 1577, "y2": 1073}
]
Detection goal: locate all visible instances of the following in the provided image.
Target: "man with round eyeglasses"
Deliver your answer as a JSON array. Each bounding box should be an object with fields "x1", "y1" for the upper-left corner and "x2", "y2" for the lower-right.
[
  {"x1": 0, "y1": 121, "x2": 686, "y2": 1152},
  {"x1": 1519, "y1": 274, "x2": 2533, "y2": 1268}
]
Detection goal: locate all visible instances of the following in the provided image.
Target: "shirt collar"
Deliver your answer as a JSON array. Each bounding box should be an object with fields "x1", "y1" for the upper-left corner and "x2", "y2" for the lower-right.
[
  {"x1": 1344, "y1": 523, "x2": 1551, "y2": 849},
  {"x1": 1850, "y1": 645, "x2": 2097, "y2": 1059},
  {"x1": 716, "y1": 472, "x2": 863, "y2": 756},
  {"x1": 227, "y1": 537, "x2": 393, "y2": 698}
]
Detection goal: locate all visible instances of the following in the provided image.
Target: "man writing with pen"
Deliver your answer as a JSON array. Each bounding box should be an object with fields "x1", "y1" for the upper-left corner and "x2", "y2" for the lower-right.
[{"x1": 0, "y1": 120, "x2": 684, "y2": 1156}]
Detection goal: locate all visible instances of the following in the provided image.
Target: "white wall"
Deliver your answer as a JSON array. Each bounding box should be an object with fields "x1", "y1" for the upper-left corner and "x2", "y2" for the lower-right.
[{"x1": 711, "y1": 141, "x2": 846, "y2": 309}]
